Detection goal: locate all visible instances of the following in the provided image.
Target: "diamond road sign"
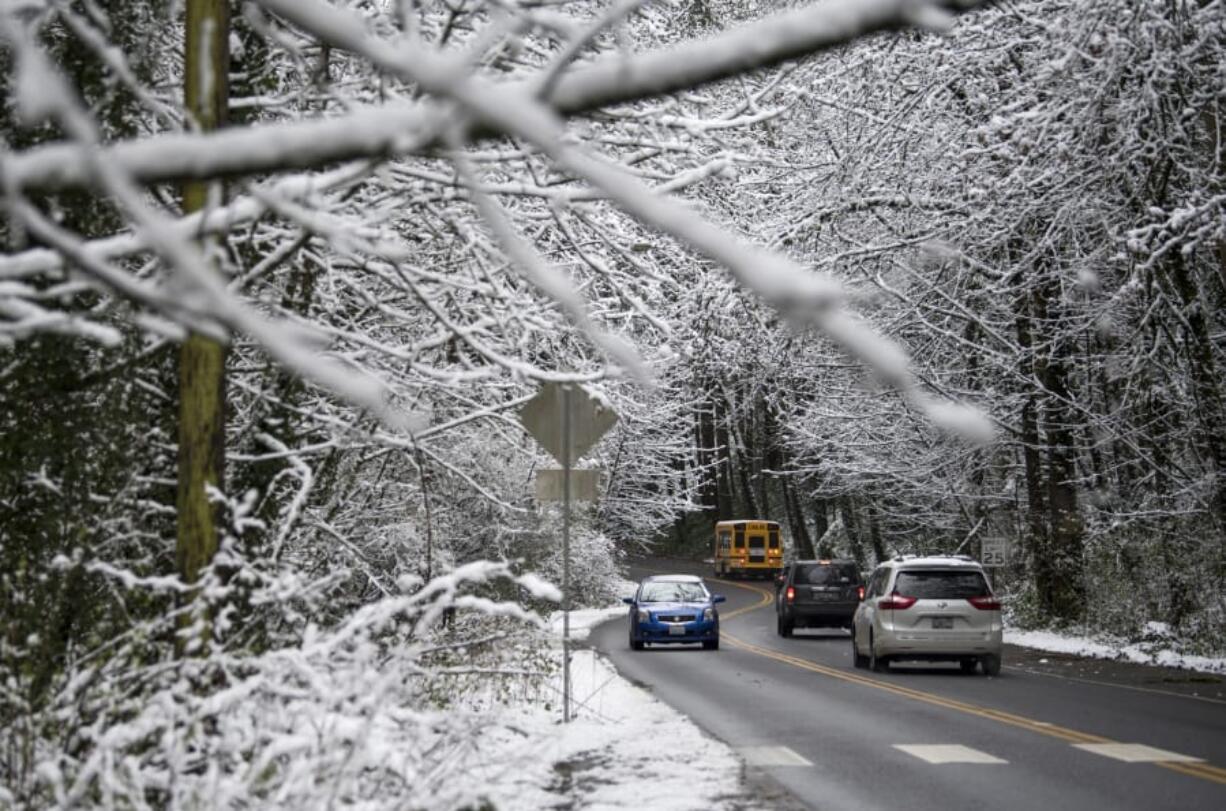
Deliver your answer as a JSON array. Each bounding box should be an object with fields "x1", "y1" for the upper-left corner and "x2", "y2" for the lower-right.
[{"x1": 519, "y1": 383, "x2": 618, "y2": 466}]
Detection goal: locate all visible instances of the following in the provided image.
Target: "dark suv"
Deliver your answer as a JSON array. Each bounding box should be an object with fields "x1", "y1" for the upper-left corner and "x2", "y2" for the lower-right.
[{"x1": 776, "y1": 560, "x2": 865, "y2": 637}]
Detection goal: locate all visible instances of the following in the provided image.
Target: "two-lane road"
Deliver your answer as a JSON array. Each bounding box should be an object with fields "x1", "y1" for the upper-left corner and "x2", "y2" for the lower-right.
[{"x1": 590, "y1": 560, "x2": 1226, "y2": 810}]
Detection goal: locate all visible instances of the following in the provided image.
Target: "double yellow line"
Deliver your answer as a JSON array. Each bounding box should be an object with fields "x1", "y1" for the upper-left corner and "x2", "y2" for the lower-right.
[{"x1": 710, "y1": 576, "x2": 1226, "y2": 787}]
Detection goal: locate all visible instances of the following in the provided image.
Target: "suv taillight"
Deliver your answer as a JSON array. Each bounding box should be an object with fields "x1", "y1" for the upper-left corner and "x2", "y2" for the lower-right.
[
  {"x1": 857, "y1": 586, "x2": 865, "y2": 601},
  {"x1": 786, "y1": 586, "x2": 795, "y2": 604},
  {"x1": 878, "y1": 592, "x2": 917, "y2": 610},
  {"x1": 968, "y1": 595, "x2": 1001, "y2": 611}
]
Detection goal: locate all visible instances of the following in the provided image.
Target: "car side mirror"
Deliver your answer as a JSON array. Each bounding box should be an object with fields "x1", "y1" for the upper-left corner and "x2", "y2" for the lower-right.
[
  {"x1": 712, "y1": 595, "x2": 727, "y2": 604},
  {"x1": 621, "y1": 596, "x2": 635, "y2": 605}
]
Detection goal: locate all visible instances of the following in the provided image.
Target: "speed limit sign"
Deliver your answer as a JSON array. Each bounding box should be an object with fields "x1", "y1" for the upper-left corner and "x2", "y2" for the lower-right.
[{"x1": 981, "y1": 538, "x2": 1009, "y2": 567}]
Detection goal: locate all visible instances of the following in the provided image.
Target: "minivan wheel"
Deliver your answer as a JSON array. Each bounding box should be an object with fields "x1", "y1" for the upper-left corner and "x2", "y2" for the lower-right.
[
  {"x1": 852, "y1": 632, "x2": 868, "y2": 669},
  {"x1": 869, "y1": 634, "x2": 889, "y2": 673},
  {"x1": 960, "y1": 659, "x2": 978, "y2": 674},
  {"x1": 981, "y1": 654, "x2": 1002, "y2": 676}
]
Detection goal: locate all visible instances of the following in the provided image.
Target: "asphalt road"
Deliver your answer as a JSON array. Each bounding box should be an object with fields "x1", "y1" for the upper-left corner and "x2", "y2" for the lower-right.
[{"x1": 588, "y1": 559, "x2": 1226, "y2": 811}]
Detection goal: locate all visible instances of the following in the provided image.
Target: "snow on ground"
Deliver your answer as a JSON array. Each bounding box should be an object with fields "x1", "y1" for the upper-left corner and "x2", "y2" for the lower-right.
[
  {"x1": 472, "y1": 600, "x2": 765, "y2": 811},
  {"x1": 548, "y1": 604, "x2": 629, "y2": 642},
  {"x1": 546, "y1": 577, "x2": 638, "y2": 642},
  {"x1": 1005, "y1": 626, "x2": 1226, "y2": 675}
]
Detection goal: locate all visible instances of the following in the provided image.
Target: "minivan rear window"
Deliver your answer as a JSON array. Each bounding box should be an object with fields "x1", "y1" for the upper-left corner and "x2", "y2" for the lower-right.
[
  {"x1": 794, "y1": 564, "x2": 858, "y2": 586},
  {"x1": 894, "y1": 570, "x2": 989, "y2": 599}
]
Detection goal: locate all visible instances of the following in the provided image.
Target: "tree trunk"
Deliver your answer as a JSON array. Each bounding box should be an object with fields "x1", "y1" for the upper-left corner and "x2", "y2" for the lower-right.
[
  {"x1": 867, "y1": 505, "x2": 887, "y2": 564},
  {"x1": 725, "y1": 398, "x2": 758, "y2": 517},
  {"x1": 754, "y1": 398, "x2": 771, "y2": 518},
  {"x1": 1014, "y1": 273, "x2": 1052, "y2": 614},
  {"x1": 1161, "y1": 250, "x2": 1226, "y2": 620},
  {"x1": 1165, "y1": 252, "x2": 1226, "y2": 544},
  {"x1": 812, "y1": 495, "x2": 830, "y2": 555},
  {"x1": 735, "y1": 428, "x2": 759, "y2": 518},
  {"x1": 782, "y1": 476, "x2": 814, "y2": 558},
  {"x1": 1031, "y1": 274, "x2": 1084, "y2": 622},
  {"x1": 694, "y1": 400, "x2": 719, "y2": 517},
  {"x1": 839, "y1": 496, "x2": 864, "y2": 568},
  {"x1": 177, "y1": 0, "x2": 229, "y2": 652},
  {"x1": 1041, "y1": 336, "x2": 1084, "y2": 621},
  {"x1": 713, "y1": 399, "x2": 735, "y2": 520}
]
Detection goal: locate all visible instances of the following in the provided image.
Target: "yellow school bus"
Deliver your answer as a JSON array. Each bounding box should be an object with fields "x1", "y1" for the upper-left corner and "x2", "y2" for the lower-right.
[{"x1": 713, "y1": 520, "x2": 784, "y2": 579}]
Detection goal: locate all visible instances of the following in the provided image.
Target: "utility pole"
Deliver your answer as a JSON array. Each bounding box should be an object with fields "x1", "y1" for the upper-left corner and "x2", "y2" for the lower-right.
[{"x1": 177, "y1": 0, "x2": 229, "y2": 652}]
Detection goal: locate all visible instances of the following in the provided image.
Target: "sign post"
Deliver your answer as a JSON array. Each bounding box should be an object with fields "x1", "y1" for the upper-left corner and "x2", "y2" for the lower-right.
[
  {"x1": 980, "y1": 537, "x2": 1008, "y2": 592},
  {"x1": 519, "y1": 383, "x2": 617, "y2": 722},
  {"x1": 561, "y1": 386, "x2": 572, "y2": 723}
]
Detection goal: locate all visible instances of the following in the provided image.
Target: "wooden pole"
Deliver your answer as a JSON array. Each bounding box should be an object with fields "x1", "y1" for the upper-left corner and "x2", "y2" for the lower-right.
[{"x1": 177, "y1": 0, "x2": 229, "y2": 653}]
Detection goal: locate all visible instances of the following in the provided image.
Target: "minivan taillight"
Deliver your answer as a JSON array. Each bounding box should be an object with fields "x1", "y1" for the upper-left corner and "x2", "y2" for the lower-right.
[
  {"x1": 968, "y1": 595, "x2": 1001, "y2": 611},
  {"x1": 878, "y1": 592, "x2": 917, "y2": 610},
  {"x1": 786, "y1": 586, "x2": 795, "y2": 604}
]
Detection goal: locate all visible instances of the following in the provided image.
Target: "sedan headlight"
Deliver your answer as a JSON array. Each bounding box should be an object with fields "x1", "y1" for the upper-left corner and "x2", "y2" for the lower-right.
[
  {"x1": 703, "y1": 607, "x2": 715, "y2": 621},
  {"x1": 637, "y1": 607, "x2": 652, "y2": 622}
]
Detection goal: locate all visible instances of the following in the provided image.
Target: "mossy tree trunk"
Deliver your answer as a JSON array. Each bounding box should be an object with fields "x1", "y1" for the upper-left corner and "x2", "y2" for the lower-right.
[{"x1": 176, "y1": 0, "x2": 229, "y2": 652}]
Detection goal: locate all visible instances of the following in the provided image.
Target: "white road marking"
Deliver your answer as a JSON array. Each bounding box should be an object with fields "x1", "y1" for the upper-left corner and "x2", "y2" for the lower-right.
[
  {"x1": 1073, "y1": 743, "x2": 1204, "y2": 763},
  {"x1": 894, "y1": 744, "x2": 1008, "y2": 764},
  {"x1": 738, "y1": 746, "x2": 813, "y2": 767}
]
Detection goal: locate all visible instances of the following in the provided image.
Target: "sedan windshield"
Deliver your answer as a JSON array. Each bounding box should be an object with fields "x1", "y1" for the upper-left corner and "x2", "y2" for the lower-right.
[{"x1": 639, "y1": 582, "x2": 709, "y2": 603}]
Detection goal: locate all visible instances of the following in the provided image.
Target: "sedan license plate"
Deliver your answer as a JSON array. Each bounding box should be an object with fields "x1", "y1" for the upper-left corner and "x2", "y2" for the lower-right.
[
  {"x1": 668, "y1": 624, "x2": 686, "y2": 636},
  {"x1": 932, "y1": 617, "x2": 954, "y2": 630}
]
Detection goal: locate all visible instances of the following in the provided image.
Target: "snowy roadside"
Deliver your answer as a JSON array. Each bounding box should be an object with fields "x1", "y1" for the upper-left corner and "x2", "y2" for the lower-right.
[
  {"x1": 471, "y1": 603, "x2": 767, "y2": 811},
  {"x1": 1005, "y1": 625, "x2": 1226, "y2": 675}
]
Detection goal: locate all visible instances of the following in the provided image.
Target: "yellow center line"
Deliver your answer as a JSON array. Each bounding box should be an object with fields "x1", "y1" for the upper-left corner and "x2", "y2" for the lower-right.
[
  {"x1": 709, "y1": 575, "x2": 1226, "y2": 786},
  {"x1": 1159, "y1": 761, "x2": 1226, "y2": 785},
  {"x1": 706, "y1": 575, "x2": 774, "y2": 619}
]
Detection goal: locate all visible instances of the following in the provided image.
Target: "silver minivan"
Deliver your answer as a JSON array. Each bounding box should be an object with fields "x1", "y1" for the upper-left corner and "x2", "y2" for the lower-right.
[{"x1": 851, "y1": 556, "x2": 1003, "y2": 675}]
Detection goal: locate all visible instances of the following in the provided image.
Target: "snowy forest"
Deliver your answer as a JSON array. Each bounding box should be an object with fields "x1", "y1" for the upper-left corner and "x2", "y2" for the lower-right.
[{"x1": 2, "y1": 0, "x2": 1225, "y2": 806}]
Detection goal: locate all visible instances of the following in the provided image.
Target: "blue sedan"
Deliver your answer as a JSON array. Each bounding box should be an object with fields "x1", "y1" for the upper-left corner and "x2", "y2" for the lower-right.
[{"x1": 623, "y1": 574, "x2": 726, "y2": 650}]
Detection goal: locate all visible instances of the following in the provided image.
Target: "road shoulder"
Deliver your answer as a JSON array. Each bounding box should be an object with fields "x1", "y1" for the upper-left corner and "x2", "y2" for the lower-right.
[{"x1": 1003, "y1": 643, "x2": 1226, "y2": 703}]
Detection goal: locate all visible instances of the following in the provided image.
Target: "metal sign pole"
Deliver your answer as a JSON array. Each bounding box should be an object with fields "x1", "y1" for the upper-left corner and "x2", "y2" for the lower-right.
[
  {"x1": 562, "y1": 384, "x2": 572, "y2": 723},
  {"x1": 519, "y1": 380, "x2": 617, "y2": 724}
]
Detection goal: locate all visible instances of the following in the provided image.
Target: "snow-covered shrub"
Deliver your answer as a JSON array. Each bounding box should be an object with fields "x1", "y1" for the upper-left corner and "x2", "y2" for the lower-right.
[{"x1": 12, "y1": 557, "x2": 558, "y2": 809}]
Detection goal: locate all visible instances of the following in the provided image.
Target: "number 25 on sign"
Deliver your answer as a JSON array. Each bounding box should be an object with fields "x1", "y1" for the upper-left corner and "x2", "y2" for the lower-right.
[{"x1": 981, "y1": 538, "x2": 1008, "y2": 568}]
